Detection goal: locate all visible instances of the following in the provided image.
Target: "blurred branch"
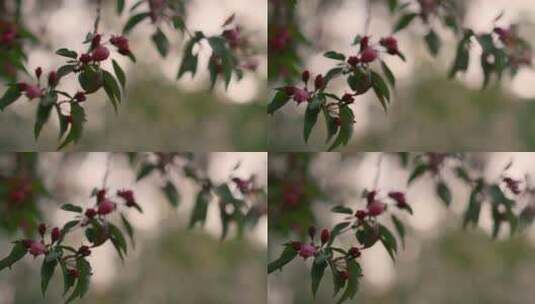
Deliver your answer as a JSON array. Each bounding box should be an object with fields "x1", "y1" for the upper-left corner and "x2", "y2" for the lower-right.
[
  {"x1": 364, "y1": 0, "x2": 371, "y2": 34},
  {"x1": 93, "y1": 0, "x2": 102, "y2": 34},
  {"x1": 373, "y1": 153, "x2": 384, "y2": 189}
]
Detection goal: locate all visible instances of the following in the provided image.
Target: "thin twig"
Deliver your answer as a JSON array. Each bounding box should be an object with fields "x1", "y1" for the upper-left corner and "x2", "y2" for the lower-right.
[
  {"x1": 102, "y1": 153, "x2": 112, "y2": 188},
  {"x1": 93, "y1": 0, "x2": 102, "y2": 34},
  {"x1": 373, "y1": 153, "x2": 384, "y2": 190},
  {"x1": 364, "y1": 0, "x2": 372, "y2": 34}
]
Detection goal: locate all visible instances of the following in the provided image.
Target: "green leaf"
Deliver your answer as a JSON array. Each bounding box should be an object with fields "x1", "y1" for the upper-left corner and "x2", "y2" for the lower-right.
[
  {"x1": 163, "y1": 181, "x2": 180, "y2": 207},
  {"x1": 324, "y1": 51, "x2": 346, "y2": 61},
  {"x1": 393, "y1": 13, "x2": 418, "y2": 32},
  {"x1": 208, "y1": 36, "x2": 235, "y2": 89},
  {"x1": 267, "y1": 90, "x2": 290, "y2": 114},
  {"x1": 57, "y1": 65, "x2": 76, "y2": 81},
  {"x1": 408, "y1": 164, "x2": 429, "y2": 184},
  {"x1": 109, "y1": 223, "x2": 128, "y2": 260},
  {"x1": 172, "y1": 16, "x2": 185, "y2": 31},
  {"x1": 331, "y1": 205, "x2": 353, "y2": 214},
  {"x1": 137, "y1": 163, "x2": 156, "y2": 181},
  {"x1": 371, "y1": 70, "x2": 390, "y2": 112},
  {"x1": 0, "y1": 242, "x2": 27, "y2": 271},
  {"x1": 152, "y1": 27, "x2": 170, "y2": 57},
  {"x1": 60, "y1": 261, "x2": 76, "y2": 296},
  {"x1": 41, "y1": 252, "x2": 58, "y2": 296},
  {"x1": 58, "y1": 103, "x2": 86, "y2": 150},
  {"x1": 116, "y1": 0, "x2": 125, "y2": 14},
  {"x1": 330, "y1": 263, "x2": 346, "y2": 296},
  {"x1": 267, "y1": 245, "x2": 298, "y2": 273},
  {"x1": 347, "y1": 68, "x2": 371, "y2": 94},
  {"x1": 424, "y1": 30, "x2": 441, "y2": 56},
  {"x1": 55, "y1": 48, "x2": 78, "y2": 59},
  {"x1": 379, "y1": 224, "x2": 398, "y2": 262},
  {"x1": 336, "y1": 259, "x2": 361, "y2": 304},
  {"x1": 60, "y1": 220, "x2": 80, "y2": 239},
  {"x1": 61, "y1": 203, "x2": 83, "y2": 213},
  {"x1": 78, "y1": 66, "x2": 103, "y2": 94},
  {"x1": 120, "y1": 213, "x2": 135, "y2": 247},
  {"x1": 112, "y1": 60, "x2": 126, "y2": 89},
  {"x1": 123, "y1": 12, "x2": 150, "y2": 34},
  {"x1": 65, "y1": 258, "x2": 91, "y2": 303},
  {"x1": 391, "y1": 215, "x2": 405, "y2": 248},
  {"x1": 311, "y1": 258, "x2": 328, "y2": 298},
  {"x1": 449, "y1": 31, "x2": 473, "y2": 78},
  {"x1": 177, "y1": 38, "x2": 200, "y2": 79},
  {"x1": 327, "y1": 222, "x2": 351, "y2": 247},
  {"x1": 34, "y1": 96, "x2": 55, "y2": 140},
  {"x1": 380, "y1": 61, "x2": 396, "y2": 88},
  {"x1": 436, "y1": 181, "x2": 452, "y2": 207},
  {"x1": 356, "y1": 223, "x2": 380, "y2": 248},
  {"x1": 463, "y1": 184, "x2": 483, "y2": 228},
  {"x1": 304, "y1": 96, "x2": 322, "y2": 142},
  {"x1": 322, "y1": 107, "x2": 339, "y2": 144},
  {"x1": 102, "y1": 70, "x2": 122, "y2": 112},
  {"x1": 0, "y1": 85, "x2": 22, "y2": 111},
  {"x1": 328, "y1": 106, "x2": 355, "y2": 151},
  {"x1": 189, "y1": 189, "x2": 212, "y2": 228}
]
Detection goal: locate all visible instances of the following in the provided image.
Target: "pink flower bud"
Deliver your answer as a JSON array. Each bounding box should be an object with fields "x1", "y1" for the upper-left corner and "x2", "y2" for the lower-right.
[
  {"x1": 380, "y1": 36, "x2": 399, "y2": 55},
  {"x1": 97, "y1": 199, "x2": 116, "y2": 215},
  {"x1": 25, "y1": 85, "x2": 43, "y2": 99},
  {"x1": 360, "y1": 47, "x2": 378, "y2": 63},
  {"x1": 85, "y1": 208, "x2": 97, "y2": 219},
  {"x1": 38, "y1": 223, "x2": 46, "y2": 237},
  {"x1": 298, "y1": 244, "x2": 316, "y2": 259},
  {"x1": 367, "y1": 201, "x2": 386, "y2": 216},
  {"x1": 91, "y1": 45, "x2": 110, "y2": 62},
  {"x1": 29, "y1": 241, "x2": 46, "y2": 257},
  {"x1": 292, "y1": 88, "x2": 310, "y2": 104},
  {"x1": 48, "y1": 71, "x2": 58, "y2": 87}
]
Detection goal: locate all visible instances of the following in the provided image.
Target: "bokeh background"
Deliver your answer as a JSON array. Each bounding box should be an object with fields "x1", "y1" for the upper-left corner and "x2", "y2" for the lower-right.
[
  {"x1": 268, "y1": 0, "x2": 535, "y2": 151},
  {"x1": 0, "y1": 0, "x2": 267, "y2": 151},
  {"x1": 268, "y1": 152, "x2": 535, "y2": 304},
  {"x1": 0, "y1": 152, "x2": 267, "y2": 304}
]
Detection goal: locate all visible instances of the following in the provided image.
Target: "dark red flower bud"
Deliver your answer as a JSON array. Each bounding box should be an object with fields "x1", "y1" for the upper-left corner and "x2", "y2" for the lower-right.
[
  {"x1": 96, "y1": 189, "x2": 106, "y2": 203},
  {"x1": 35, "y1": 67, "x2": 42, "y2": 79},
  {"x1": 85, "y1": 208, "x2": 97, "y2": 219},
  {"x1": 388, "y1": 191, "x2": 407, "y2": 207},
  {"x1": 366, "y1": 190, "x2": 377, "y2": 205},
  {"x1": 314, "y1": 74, "x2": 325, "y2": 91},
  {"x1": 334, "y1": 117, "x2": 342, "y2": 126},
  {"x1": 38, "y1": 223, "x2": 46, "y2": 237},
  {"x1": 342, "y1": 93, "x2": 354, "y2": 103},
  {"x1": 308, "y1": 226, "x2": 316, "y2": 239},
  {"x1": 91, "y1": 45, "x2": 110, "y2": 62},
  {"x1": 97, "y1": 199, "x2": 116, "y2": 215},
  {"x1": 79, "y1": 53, "x2": 92, "y2": 64},
  {"x1": 110, "y1": 35, "x2": 131, "y2": 54},
  {"x1": 78, "y1": 245, "x2": 91, "y2": 257},
  {"x1": 17, "y1": 82, "x2": 28, "y2": 92},
  {"x1": 22, "y1": 239, "x2": 33, "y2": 249},
  {"x1": 380, "y1": 36, "x2": 399, "y2": 55},
  {"x1": 117, "y1": 189, "x2": 136, "y2": 206},
  {"x1": 355, "y1": 209, "x2": 367, "y2": 220},
  {"x1": 48, "y1": 71, "x2": 58, "y2": 87},
  {"x1": 347, "y1": 56, "x2": 360, "y2": 67},
  {"x1": 302, "y1": 70, "x2": 310, "y2": 83},
  {"x1": 290, "y1": 241, "x2": 302, "y2": 251},
  {"x1": 91, "y1": 34, "x2": 101, "y2": 49},
  {"x1": 349, "y1": 247, "x2": 361, "y2": 258},
  {"x1": 51, "y1": 227, "x2": 61, "y2": 243},
  {"x1": 340, "y1": 270, "x2": 349, "y2": 281},
  {"x1": 74, "y1": 92, "x2": 86, "y2": 102},
  {"x1": 0, "y1": 27, "x2": 16, "y2": 45},
  {"x1": 320, "y1": 228, "x2": 330, "y2": 245},
  {"x1": 360, "y1": 36, "x2": 370, "y2": 51}
]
